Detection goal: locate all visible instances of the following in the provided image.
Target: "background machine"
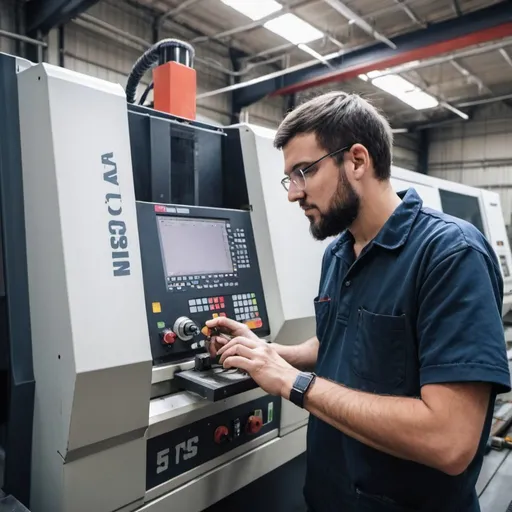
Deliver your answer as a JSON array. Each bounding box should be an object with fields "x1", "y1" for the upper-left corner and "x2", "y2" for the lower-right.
[{"x1": 1, "y1": 37, "x2": 511, "y2": 512}]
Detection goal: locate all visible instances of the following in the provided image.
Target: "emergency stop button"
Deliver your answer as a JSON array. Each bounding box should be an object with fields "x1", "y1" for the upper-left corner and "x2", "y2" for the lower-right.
[
  {"x1": 162, "y1": 329, "x2": 176, "y2": 345},
  {"x1": 246, "y1": 415, "x2": 263, "y2": 435}
]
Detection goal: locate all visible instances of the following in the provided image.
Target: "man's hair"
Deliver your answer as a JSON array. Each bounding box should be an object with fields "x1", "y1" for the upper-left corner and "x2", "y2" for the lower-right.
[{"x1": 274, "y1": 91, "x2": 394, "y2": 180}]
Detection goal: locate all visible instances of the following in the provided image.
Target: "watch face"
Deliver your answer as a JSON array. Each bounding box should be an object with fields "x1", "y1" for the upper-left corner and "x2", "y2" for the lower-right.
[{"x1": 295, "y1": 373, "x2": 311, "y2": 391}]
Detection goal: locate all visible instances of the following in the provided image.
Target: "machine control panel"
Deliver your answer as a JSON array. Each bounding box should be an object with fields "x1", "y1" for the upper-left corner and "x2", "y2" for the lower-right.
[
  {"x1": 137, "y1": 201, "x2": 270, "y2": 364},
  {"x1": 145, "y1": 395, "x2": 280, "y2": 491}
]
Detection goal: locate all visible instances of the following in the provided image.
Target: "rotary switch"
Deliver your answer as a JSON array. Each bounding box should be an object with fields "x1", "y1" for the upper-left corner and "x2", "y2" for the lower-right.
[
  {"x1": 214, "y1": 425, "x2": 229, "y2": 444},
  {"x1": 173, "y1": 316, "x2": 200, "y2": 341}
]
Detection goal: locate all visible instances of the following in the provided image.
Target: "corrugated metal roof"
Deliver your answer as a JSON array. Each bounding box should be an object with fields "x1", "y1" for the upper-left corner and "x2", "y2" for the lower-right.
[{"x1": 128, "y1": 0, "x2": 512, "y2": 127}]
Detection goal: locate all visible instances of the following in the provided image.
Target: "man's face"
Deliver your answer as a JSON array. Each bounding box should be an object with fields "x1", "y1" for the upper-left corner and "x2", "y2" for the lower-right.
[{"x1": 282, "y1": 133, "x2": 360, "y2": 240}]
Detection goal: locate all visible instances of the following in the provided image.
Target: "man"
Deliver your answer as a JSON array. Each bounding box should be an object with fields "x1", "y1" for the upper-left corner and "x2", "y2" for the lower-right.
[{"x1": 206, "y1": 92, "x2": 511, "y2": 511}]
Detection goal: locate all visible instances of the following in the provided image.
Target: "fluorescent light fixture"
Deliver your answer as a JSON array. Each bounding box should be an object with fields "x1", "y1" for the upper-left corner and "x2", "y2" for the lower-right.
[
  {"x1": 264, "y1": 13, "x2": 324, "y2": 45},
  {"x1": 220, "y1": 0, "x2": 282, "y2": 21},
  {"x1": 370, "y1": 74, "x2": 439, "y2": 110}
]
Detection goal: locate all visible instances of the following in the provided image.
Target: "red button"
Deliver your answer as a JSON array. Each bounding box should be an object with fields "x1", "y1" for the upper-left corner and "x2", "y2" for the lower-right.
[
  {"x1": 208, "y1": 298, "x2": 213, "y2": 304},
  {"x1": 220, "y1": 313, "x2": 226, "y2": 317},
  {"x1": 214, "y1": 426, "x2": 229, "y2": 444},
  {"x1": 214, "y1": 298, "x2": 219, "y2": 303},
  {"x1": 162, "y1": 330, "x2": 176, "y2": 345},
  {"x1": 215, "y1": 304, "x2": 220, "y2": 310},
  {"x1": 220, "y1": 301, "x2": 225, "y2": 308},
  {"x1": 246, "y1": 415, "x2": 263, "y2": 435}
]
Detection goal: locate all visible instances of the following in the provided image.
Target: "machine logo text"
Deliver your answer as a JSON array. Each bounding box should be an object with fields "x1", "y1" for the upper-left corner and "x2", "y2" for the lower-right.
[
  {"x1": 156, "y1": 436, "x2": 199, "y2": 475},
  {"x1": 102, "y1": 152, "x2": 131, "y2": 277}
]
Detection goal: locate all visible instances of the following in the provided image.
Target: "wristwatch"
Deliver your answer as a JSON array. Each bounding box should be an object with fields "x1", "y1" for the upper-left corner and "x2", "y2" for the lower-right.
[{"x1": 289, "y1": 371, "x2": 317, "y2": 408}]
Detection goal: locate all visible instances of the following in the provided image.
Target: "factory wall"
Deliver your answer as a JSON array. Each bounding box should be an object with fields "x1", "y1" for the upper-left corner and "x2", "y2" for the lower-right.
[
  {"x1": 0, "y1": 0, "x2": 18, "y2": 54},
  {"x1": 428, "y1": 102, "x2": 512, "y2": 226}
]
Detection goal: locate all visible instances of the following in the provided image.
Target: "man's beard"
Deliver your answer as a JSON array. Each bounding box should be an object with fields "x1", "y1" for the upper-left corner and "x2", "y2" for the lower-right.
[{"x1": 307, "y1": 171, "x2": 360, "y2": 241}]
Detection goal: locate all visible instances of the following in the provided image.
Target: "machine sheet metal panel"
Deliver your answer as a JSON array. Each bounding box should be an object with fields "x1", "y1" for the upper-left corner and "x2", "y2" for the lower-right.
[{"x1": 17, "y1": 62, "x2": 152, "y2": 511}]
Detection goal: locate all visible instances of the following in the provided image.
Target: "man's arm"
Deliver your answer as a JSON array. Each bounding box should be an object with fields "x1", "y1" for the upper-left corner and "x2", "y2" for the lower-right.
[
  {"x1": 273, "y1": 336, "x2": 319, "y2": 370},
  {"x1": 294, "y1": 378, "x2": 490, "y2": 475}
]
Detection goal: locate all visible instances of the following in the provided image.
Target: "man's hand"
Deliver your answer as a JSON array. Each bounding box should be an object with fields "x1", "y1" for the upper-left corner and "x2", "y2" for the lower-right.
[
  {"x1": 218, "y1": 337, "x2": 299, "y2": 396},
  {"x1": 204, "y1": 316, "x2": 260, "y2": 357}
]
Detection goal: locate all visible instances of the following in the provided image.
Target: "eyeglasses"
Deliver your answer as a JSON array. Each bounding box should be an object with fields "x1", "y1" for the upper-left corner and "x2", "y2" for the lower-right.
[{"x1": 280, "y1": 145, "x2": 352, "y2": 192}]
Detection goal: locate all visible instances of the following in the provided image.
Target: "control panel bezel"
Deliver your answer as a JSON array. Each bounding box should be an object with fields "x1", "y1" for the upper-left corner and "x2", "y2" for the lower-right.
[{"x1": 136, "y1": 201, "x2": 270, "y2": 365}]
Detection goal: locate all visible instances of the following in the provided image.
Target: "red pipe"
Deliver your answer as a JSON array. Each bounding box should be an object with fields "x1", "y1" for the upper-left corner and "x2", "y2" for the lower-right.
[{"x1": 271, "y1": 22, "x2": 512, "y2": 96}]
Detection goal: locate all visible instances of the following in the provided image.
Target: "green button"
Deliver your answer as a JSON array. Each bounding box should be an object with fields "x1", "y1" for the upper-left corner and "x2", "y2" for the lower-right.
[
  {"x1": 157, "y1": 321, "x2": 165, "y2": 329},
  {"x1": 252, "y1": 298, "x2": 257, "y2": 305},
  {"x1": 251, "y1": 293, "x2": 255, "y2": 298}
]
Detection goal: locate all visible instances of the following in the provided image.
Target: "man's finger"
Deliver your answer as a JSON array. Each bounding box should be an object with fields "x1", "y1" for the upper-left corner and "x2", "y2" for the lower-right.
[
  {"x1": 205, "y1": 316, "x2": 245, "y2": 333},
  {"x1": 217, "y1": 336, "x2": 259, "y2": 356},
  {"x1": 219, "y1": 341, "x2": 255, "y2": 364},
  {"x1": 223, "y1": 355, "x2": 255, "y2": 373}
]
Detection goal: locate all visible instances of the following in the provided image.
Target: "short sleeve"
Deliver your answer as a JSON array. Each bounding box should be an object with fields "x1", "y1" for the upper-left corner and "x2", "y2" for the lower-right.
[{"x1": 417, "y1": 245, "x2": 511, "y2": 394}]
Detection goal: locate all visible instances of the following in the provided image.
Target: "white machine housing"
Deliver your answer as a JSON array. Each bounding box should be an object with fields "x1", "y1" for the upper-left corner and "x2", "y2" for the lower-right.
[{"x1": 16, "y1": 64, "x2": 307, "y2": 512}]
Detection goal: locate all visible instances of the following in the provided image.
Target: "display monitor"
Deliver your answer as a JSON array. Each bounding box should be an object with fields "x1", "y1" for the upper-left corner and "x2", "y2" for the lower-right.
[
  {"x1": 156, "y1": 216, "x2": 234, "y2": 278},
  {"x1": 438, "y1": 189, "x2": 485, "y2": 235}
]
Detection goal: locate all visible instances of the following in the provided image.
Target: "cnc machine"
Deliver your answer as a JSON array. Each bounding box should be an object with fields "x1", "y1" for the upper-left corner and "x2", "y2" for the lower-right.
[{"x1": 0, "y1": 40, "x2": 319, "y2": 512}]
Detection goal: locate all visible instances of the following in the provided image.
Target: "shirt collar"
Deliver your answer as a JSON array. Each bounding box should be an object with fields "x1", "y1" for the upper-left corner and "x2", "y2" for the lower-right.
[{"x1": 332, "y1": 187, "x2": 422, "y2": 257}]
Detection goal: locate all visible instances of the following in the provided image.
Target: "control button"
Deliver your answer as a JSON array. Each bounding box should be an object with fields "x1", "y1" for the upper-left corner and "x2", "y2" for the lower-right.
[
  {"x1": 245, "y1": 318, "x2": 263, "y2": 329},
  {"x1": 345, "y1": 280, "x2": 351, "y2": 287},
  {"x1": 246, "y1": 415, "x2": 263, "y2": 435},
  {"x1": 162, "y1": 329, "x2": 176, "y2": 345},
  {"x1": 214, "y1": 425, "x2": 230, "y2": 444},
  {"x1": 209, "y1": 298, "x2": 213, "y2": 304}
]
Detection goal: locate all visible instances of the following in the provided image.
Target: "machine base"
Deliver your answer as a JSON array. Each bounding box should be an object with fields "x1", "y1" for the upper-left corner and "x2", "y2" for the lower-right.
[{"x1": 139, "y1": 426, "x2": 307, "y2": 512}]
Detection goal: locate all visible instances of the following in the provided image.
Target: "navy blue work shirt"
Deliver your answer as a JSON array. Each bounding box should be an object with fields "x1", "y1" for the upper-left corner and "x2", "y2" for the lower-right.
[{"x1": 304, "y1": 188, "x2": 511, "y2": 512}]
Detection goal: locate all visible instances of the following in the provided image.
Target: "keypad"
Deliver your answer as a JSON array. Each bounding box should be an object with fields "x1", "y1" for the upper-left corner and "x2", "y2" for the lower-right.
[
  {"x1": 233, "y1": 293, "x2": 259, "y2": 322},
  {"x1": 167, "y1": 273, "x2": 238, "y2": 291},
  {"x1": 234, "y1": 229, "x2": 251, "y2": 269},
  {"x1": 188, "y1": 296, "x2": 225, "y2": 314}
]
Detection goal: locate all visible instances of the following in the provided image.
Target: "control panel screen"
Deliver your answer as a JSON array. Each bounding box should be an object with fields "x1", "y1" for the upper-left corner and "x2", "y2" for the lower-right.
[{"x1": 157, "y1": 216, "x2": 234, "y2": 277}]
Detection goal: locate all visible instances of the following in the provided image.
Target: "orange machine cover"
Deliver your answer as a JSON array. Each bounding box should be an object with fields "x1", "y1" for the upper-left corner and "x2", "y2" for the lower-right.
[{"x1": 153, "y1": 61, "x2": 196, "y2": 120}]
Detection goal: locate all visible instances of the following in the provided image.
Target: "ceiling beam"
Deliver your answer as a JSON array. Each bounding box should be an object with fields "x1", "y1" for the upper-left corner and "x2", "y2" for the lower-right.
[
  {"x1": 26, "y1": 0, "x2": 100, "y2": 36},
  {"x1": 231, "y1": 2, "x2": 512, "y2": 108}
]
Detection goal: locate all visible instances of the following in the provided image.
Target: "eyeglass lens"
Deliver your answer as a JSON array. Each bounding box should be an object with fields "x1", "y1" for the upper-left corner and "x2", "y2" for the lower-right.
[{"x1": 283, "y1": 169, "x2": 305, "y2": 191}]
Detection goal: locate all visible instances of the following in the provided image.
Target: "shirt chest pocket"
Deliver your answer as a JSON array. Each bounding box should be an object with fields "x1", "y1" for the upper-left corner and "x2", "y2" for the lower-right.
[{"x1": 351, "y1": 307, "x2": 407, "y2": 390}]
